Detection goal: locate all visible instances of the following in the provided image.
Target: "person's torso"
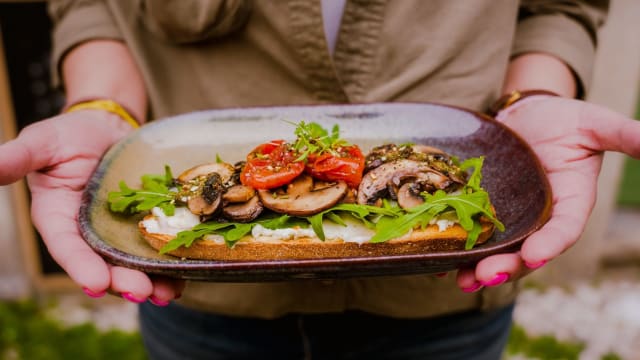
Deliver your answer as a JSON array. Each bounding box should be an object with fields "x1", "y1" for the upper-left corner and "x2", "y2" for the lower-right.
[{"x1": 106, "y1": 0, "x2": 520, "y2": 318}]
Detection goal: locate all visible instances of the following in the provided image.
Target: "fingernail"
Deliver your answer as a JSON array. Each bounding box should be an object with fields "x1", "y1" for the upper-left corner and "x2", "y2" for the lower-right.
[
  {"x1": 481, "y1": 272, "x2": 510, "y2": 287},
  {"x1": 435, "y1": 272, "x2": 448, "y2": 278},
  {"x1": 525, "y1": 260, "x2": 547, "y2": 269},
  {"x1": 82, "y1": 287, "x2": 106, "y2": 298},
  {"x1": 174, "y1": 292, "x2": 182, "y2": 299},
  {"x1": 462, "y1": 281, "x2": 483, "y2": 293},
  {"x1": 121, "y1": 292, "x2": 147, "y2": 304},
  {"x1": 149, "y1": 295, "x2": 170, "y2": 307}
]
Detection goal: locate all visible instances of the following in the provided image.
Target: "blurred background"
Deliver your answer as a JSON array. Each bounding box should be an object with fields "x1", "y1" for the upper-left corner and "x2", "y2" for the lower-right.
[{"x1": 0, "y1": 1, "x2": 638, "y2": 359}]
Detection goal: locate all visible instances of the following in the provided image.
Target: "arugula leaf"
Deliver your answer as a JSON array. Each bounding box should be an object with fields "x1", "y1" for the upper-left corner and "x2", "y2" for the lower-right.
[
  {"x1": 370, "y1": 202, "x2": 448, "y2": 243},
  {"x1": 108, "y1": 167, "x2": 177, "y2": 216},
  {"x1": 160, "y1": 222, "x2": 237, "y2": 254},
  {"x1": 466, "y1": 220, "x2": 483, "y2": 250},
  {"x1": 304, "y1": 203, "x2": 402, "y2": 240},
  {"x1": 371, "y1": 189, "x2": 504, "y2": 247},
  {"x1": 161, "y1": 214, "x2": 304, "y2": 252},
  {"x1": 460, "y1": 156, "x2": 484, "y2": 192},
  {"x1": 307, "y1": 213, "x2": 326, "y2": 240}
]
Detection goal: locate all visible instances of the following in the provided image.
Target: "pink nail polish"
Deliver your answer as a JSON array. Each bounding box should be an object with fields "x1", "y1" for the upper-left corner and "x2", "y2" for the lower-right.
[
  {"x1": 121, "y1": 292, "x2": 147, "y2": 304},
  {"x1": 82, "y1": 287, "x2": 106, "y2": 298},
  {"x1": 481, "y1": 272, "x2": 510, "y2": 287},
  {"x1": 149, "y1": 295, "x2": 170, "y2": 307},
  {"x1": 525, "y1": 260, "x2": 547, "y2": 269},
  {"x1": 462, "y1": 282, "x2": 483, "y2": 293}
]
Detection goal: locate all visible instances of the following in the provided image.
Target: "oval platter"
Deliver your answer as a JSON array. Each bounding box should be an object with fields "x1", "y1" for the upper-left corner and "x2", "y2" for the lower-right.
[{"x1": 79, "y1": 103, "x2": 552, "y2": 282}]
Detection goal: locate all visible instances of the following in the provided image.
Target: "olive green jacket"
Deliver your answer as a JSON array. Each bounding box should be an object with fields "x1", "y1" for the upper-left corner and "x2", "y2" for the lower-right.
[{"x1": 49, "y1": 0, "x2": 607, "y2": 318}]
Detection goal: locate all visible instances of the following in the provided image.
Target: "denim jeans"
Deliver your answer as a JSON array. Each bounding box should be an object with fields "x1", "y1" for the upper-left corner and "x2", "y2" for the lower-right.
[{"x1": 139, "y1": 301, "x2": 514, "y2": 360}]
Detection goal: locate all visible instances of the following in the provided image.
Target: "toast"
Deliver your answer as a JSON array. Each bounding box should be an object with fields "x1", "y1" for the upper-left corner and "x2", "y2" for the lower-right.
[
  {"x1": 108, "y1": 122, "x2": 503, "y2": 260},
  {"x1": 139, "y1": 213, "x2": 495, "y2": 261}
]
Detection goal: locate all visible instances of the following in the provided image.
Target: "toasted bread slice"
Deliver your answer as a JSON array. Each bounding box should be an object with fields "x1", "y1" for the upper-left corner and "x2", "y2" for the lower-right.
[{"x1": 139, "y1": 215, "x2": 495, "y2": 261}]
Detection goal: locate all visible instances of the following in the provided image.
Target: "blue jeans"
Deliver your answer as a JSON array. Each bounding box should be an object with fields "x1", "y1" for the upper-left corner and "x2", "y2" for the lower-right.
[{"x1": 139, "y1": 301, "x2": 514, "y2": 360}]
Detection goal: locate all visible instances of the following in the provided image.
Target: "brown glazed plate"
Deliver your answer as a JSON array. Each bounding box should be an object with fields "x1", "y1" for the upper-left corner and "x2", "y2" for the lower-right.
[{"x1": 79, "y1": 103, "x2": 552, "y2": 282}]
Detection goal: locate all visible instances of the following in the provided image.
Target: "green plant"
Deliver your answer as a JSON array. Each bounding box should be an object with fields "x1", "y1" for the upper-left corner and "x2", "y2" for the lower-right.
[
  {"x1": 616, "y1": 105, "x2": 640, "y2": 207},
  {"x1": 601, "y1": 353, "x2": 622, "y2": 360},
  {"x1": 617, "y1": 157, "x2": 640, "y2": 207},
  {"x1": 0, "y1": 300, "x2": 146, "y2": 360},
  {"x1": 507, "y1": 325, "x2": 584, "y2": 360}
]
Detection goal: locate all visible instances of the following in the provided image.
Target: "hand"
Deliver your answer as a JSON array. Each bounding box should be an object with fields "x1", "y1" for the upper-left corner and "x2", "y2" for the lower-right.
[
  {"x1": 0, "y1": 111, "x2": 185, "y2": 304},
  {"x1": 455, "y1": 96, "x2": 640, "y2": 292}
]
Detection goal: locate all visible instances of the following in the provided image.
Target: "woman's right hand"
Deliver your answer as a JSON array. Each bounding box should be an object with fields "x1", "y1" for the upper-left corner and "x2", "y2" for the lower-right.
[{"x1": 0, "y1": 111, "x2": 185, "y2": 305}]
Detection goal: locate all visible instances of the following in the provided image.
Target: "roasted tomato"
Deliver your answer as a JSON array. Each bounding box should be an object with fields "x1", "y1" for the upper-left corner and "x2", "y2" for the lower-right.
[
  {"x1": 305, "y1": 145, "x2": 365, "y2": 188},
  {"x1": 240, "y1": 140, "x2": 305, "y2": 189}
]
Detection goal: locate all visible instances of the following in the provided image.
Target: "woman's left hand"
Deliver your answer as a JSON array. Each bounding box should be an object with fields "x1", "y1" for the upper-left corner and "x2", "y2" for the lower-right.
[{"x1": 455, "y1": 96, "x2": 640, "y2": 292}]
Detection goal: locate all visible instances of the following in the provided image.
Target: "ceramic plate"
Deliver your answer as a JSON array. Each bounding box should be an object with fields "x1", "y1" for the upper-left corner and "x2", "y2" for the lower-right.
[{"x1": 79, "y1": 103, "x2": 552, "y2": 281}]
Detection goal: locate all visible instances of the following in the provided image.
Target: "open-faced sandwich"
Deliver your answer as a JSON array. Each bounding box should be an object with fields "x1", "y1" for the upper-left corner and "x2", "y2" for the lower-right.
[{"x1": 107, "y1": 122, "x2": 503, "y2": 260}]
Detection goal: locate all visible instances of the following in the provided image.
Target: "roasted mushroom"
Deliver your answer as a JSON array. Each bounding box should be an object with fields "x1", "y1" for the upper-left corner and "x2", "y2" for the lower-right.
[
  {"x1": 223, "y1": 184, "x2": 256, "y2": 203},
  {"x1": 258, "y1": 174, "x2": 348, "y2": 216},
  {"x1": 222, "y1": 195, "x2": 263, "y2": 222},
  {"x1": 177, "y1": 163, "x2": 235, "y2": 216},
  {"x1": 220, "y1": 184, "x2": 262, "y2": 222},
  {"x1": 357, "y1": 159, "x2": 458, "y2": 205},
  {"x1": 177, "y1": 163, "x2": 235, "y2": 183},
  {"x1": 412, "y1": 144, "x2": 447, "y2": 157},
  {"x1": 186, "y1": 173, "x2": 224, "y2": 215},
  {"x1": 397, "y1": 182, "x2": 425, "y2": 209}
]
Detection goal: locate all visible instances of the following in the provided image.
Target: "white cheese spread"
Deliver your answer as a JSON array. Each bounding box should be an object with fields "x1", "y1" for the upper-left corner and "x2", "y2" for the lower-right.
[
  {"x1": 251, "y1": 218, "x2": 376, "y2": 244},
  {"x1": 141, "y1": 207, "x2": 201, "y2": 235}
]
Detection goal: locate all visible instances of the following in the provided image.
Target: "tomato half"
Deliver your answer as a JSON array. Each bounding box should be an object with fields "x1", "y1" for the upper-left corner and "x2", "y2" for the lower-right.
[
  {"x1": 305, "y1": 145, "x2": 365, "y2": 188},
  {"x1": 240, "y1": 140, "x2": 305, "y2": 189}
]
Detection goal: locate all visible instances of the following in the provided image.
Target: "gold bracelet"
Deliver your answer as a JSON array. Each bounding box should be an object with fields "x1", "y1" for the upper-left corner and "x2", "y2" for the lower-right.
[
  {"x1": 488, "y1": 89, "x2": 559, "y2": 117},
  {"x1": 64, "y1": 99, "x2": 140, "y2": 129}
]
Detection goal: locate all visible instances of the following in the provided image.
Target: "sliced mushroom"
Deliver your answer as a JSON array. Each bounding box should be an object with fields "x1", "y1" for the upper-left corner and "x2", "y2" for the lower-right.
[
  {"x1": 177, "y1": 163, "x2": 234, "y2": 183},
  {"x1": 412, "y1": 144, "x2": 469, "y2": 184},
  {"x1": 223, "y1": 184, "x2": 256, "y2": 203},
  {"x1": 187, "y1": 173, "x2": 224, "y2": 215},
  {"x1": 222, "y1": 195, "x2": 263, "y2": 222},
  {"x1": 340, "y1": 188, "x2": 357, "y2": 204},
  {"x1": 258, "y1": 174, "x2": 348, "y2": 216},
  {"x1": 397, "y1": 182, "x2": 425, "y2": 209},
  {"x1": 357, "y1": 159, "x2": 454, "y2": 205},
  {"x1": 412, "y1": 144, "x2": 446, "y2": 156}
]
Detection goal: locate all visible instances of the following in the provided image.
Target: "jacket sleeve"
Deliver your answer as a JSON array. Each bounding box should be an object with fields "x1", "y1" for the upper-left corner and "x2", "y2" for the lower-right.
[
  {"x1": 513, "y1": 0, "x2": 609, "y2": 97},
  {"x1": 48, "y1": 0, "x2": 123, "y2": 87}
]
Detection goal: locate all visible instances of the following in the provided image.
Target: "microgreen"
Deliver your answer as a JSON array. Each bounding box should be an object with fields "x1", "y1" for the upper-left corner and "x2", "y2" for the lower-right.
[{"x1": 290, "y1": 121, "x2": 349, "y2": 162}]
